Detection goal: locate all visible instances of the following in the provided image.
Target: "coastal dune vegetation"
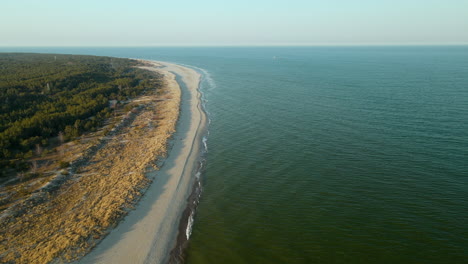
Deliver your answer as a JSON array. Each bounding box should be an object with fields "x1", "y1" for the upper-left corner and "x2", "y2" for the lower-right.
[
  {"x1": 0, "y1": 54, "x2": 181, "y2": 263},
  {"x1": 0, "y1": 53, "x2": 157, "y2": 177}
]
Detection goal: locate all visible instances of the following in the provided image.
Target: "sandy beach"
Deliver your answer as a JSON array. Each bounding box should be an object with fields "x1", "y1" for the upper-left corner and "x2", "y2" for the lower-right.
[{"x1": 77, "y1": 61, "x2": 206, "y2": 264}]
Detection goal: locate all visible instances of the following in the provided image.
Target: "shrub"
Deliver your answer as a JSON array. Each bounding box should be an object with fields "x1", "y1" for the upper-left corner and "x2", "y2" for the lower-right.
[{"x1": 59, "y1": 161, "x2": 70, "y2": 168}]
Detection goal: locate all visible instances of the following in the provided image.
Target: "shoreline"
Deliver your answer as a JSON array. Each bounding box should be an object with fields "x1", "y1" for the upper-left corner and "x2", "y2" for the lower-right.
[{"x1": 77, "y1": 61, "x2": 207, "y2": 264}]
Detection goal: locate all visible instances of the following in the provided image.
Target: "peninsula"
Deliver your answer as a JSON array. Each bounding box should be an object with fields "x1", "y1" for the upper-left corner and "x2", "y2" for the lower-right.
[{"x1": 0, "y1": 54, "x2": 205, "y2": 263}]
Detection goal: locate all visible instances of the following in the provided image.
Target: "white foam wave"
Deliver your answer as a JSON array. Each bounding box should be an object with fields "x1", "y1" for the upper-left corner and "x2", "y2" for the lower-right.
[
  {"x1": 202, "y1": 70, "x2": 216, "y2": 90},
  {"x1": 179, "y1": 63, "x2": 217, "y2": 91},
  {"x1": 202, "y1": 136, "x2": 208, "y2": 151},
  {"x1": 186, "y1": 211, "x2": 195, "y2": 240}
]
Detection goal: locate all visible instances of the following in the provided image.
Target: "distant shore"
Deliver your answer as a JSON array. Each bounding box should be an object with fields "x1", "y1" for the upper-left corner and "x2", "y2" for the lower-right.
[{"x1": 77, "y1": 61, "x2": 206, "y2": 263}]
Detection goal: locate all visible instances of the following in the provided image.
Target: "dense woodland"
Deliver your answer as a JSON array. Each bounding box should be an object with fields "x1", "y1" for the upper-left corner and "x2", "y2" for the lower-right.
[{"x1": 0, "y1": 53, "x2": 161, "y2": 177}]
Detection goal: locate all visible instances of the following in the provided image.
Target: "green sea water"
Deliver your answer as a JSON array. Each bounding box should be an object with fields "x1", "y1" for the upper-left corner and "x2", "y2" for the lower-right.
[
  {"x1": 180, "y1": 47, "x2": 468, "y2": 264},
  {"x1": 2, "y1": 46, "x2": 467, "y2": 263}
]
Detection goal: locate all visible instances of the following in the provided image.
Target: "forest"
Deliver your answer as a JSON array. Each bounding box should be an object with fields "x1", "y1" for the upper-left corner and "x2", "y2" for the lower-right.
[{"x1": 0, "y1": 53, "x2": 161, "y2": 177}]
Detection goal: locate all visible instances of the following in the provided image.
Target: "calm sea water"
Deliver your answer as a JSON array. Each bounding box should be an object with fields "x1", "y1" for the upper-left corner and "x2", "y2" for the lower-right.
[{"x1": 2, "y1": 46, "x2": 467, "y2": 263}]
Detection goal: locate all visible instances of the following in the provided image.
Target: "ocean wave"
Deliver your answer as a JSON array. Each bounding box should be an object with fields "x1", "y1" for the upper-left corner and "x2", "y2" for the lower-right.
[
  {"x1": 179, "y1": 63, "x2": 217, "y2": 91},
  {"x1": 192, "y1": 65, "x2": 217, "y2": 90},
  {"x1": 202, "y1": 136, "x2": 208, "y2": 151},
  {"x1": 186, "y1": 211, "x2": 195, "y2": 240}
]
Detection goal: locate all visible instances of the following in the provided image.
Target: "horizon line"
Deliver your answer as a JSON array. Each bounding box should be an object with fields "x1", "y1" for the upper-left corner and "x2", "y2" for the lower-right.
[{"x1": 1, "y1": 43, "x2": 468, "y2": 48}]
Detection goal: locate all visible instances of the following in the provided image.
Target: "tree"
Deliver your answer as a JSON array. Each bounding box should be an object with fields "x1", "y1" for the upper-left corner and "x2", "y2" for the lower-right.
[
  {"x1": 35, "y1": 144, "x2": 43, "y2": 156},
  {"x1": 58, "y1": 131, "x2": 65, "y2": 144},
  {"x1": 58, "y1": 131, "x2": 65, "y2": 157},
  {"x1": 30, "y1": 160, "x2": 39, "y2": 174},
  {"x1": 0, "y1": 53, "x2": 162, "y2": 178}
]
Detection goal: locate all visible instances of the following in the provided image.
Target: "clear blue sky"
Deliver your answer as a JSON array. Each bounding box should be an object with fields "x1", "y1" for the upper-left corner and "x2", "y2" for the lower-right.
[{"x1": 1, "y1": 0, "x2": 467, "y2": 46}]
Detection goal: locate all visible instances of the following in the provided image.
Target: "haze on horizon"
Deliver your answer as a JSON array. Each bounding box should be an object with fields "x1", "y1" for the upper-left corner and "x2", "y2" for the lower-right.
[{"x1": 1, "y1": 0, "x2": 468, "y2": 47}]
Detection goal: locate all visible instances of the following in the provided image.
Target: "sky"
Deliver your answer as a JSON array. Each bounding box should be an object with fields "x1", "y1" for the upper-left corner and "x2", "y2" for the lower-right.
[{"x1": 1, "y1": 0, "x2": 468, "y2": 46}]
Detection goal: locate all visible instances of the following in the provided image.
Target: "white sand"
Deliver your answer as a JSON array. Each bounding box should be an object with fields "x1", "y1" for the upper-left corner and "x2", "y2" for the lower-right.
[{"x1": 77, "y1": 61, "x2": 206, "y2": 264}]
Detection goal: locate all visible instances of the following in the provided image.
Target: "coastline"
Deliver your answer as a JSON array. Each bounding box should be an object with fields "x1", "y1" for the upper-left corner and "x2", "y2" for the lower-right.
[
  {"x1": 2, "y1": 58, "x2": 183, "y2": 263},
  {"x1": 77, "y1": 61, "x2": 207, "y2": 264}
]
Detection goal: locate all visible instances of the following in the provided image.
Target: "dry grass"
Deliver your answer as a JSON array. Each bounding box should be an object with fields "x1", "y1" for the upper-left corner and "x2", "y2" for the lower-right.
[{"x1": 0, "y1": 64, "x2": 181, "y2": 263}]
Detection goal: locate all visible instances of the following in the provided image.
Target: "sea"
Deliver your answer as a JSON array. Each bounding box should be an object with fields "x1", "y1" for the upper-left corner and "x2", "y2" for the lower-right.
[{"x1": 1, "y1": 46, "x2": 467, "y2": 263}]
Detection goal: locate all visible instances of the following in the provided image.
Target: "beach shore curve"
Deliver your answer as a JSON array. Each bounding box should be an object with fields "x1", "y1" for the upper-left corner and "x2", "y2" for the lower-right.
[{"x1": 77, "y1": 61, "x2": 206, "y2": 264}]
